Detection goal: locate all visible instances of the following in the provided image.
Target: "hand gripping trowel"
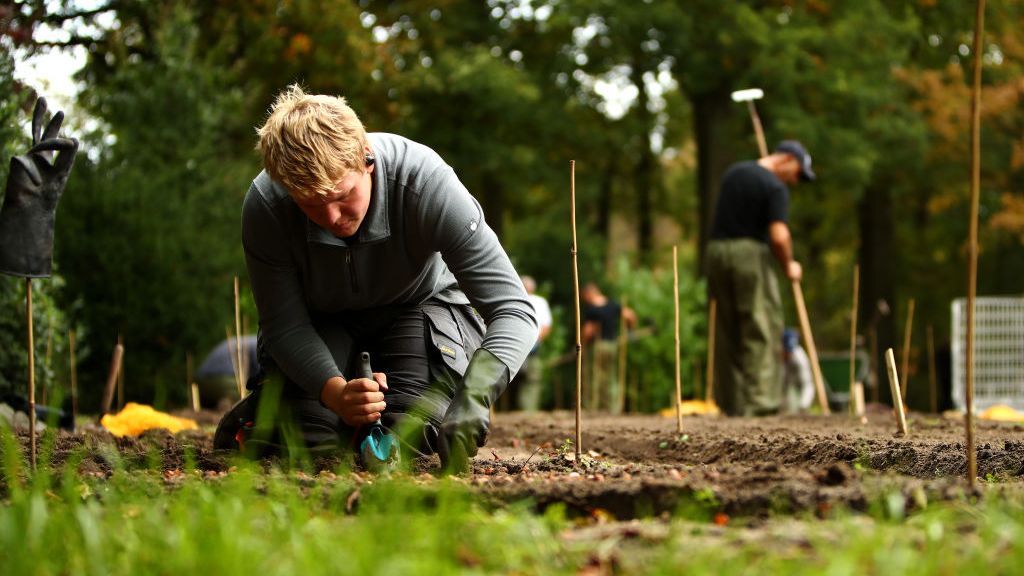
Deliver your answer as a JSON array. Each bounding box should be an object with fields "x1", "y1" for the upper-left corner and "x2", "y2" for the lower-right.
[{"x1": 357, "y1": 352, "x2": 400, "y2": 472}]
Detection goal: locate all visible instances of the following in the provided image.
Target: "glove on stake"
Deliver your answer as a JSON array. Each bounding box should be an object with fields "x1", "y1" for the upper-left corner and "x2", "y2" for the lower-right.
[
  {"x1": 357, "y1": 352, "x2": 400, "y2": 473},
  {"x1": 438, "y1": 348, "x2": 510, "y2": 474},
  {"x1": 0, "y1": 98, "x2": 79, "y2": 277}
]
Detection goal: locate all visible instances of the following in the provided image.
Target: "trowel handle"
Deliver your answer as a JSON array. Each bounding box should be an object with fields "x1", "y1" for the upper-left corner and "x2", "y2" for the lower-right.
[{"x1": 359, "y1": 352, "x2": 373, "y2": 380}]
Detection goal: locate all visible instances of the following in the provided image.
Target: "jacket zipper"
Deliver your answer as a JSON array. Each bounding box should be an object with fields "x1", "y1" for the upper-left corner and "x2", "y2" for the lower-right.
[{"x1": 346, "y1": 249, "x2": 359, "y2": 293}]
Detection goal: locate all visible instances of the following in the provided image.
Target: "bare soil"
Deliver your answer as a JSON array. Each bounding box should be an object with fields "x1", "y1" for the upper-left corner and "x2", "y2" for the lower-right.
[{"x1": 9, "y1": 408, "x2": 1024, "y2": 520}]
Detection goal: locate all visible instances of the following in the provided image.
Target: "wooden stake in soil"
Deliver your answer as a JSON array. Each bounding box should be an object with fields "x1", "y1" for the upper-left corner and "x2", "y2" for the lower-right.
[
  {"x1": 617, "y1": 294, "x2": 628, "y2": 413},
  {"x1": 900, "y1": 298, "x2": 915, "y2": 400},
  {"x1": 69, "y1": 328, "x2": 78, "y2": 424},
  {"x1": 26, "y1": 278, "x2": 36, "y2": 470},
  {"x1": 965, "y1": 0, "x2": 986, "y2": 488},
  {"x1": 927, "y1": 325, "x2": 938, "y2": 414},
  {"x1": 116, "y1": 333, "x2": 124, "y2": 410},
  {"x1": 570, "y1": 160, "x2": 583, "y2": 460},
  {"x1": 101, "y1": 339, "x2": 125, "y2": 415},
  {"x1": 187, "y1": 352, "x2": 199, "y2": 412},
  {"x1": 234, "y1": 276, "x2": 246, "y2": 398},
  {"x1": 705, "y1": 299, "x2": 717, "y2": 404},
  {"x1": 852, "y1": 383, "x2": 867, "y2": 425},
  {"x1": 849, "y1": 265, "x2": 861, "y2": 419},
  {"x1": 885, "y1": 348, "x2": 909, "y2": 436},
  {"x1": 673, "y1": 245, "x2": 683, "y2": 433},
  {"x1": 792, "y1": 280, "x2": 830, "y2": 414},
  {"x1": 225, "y1": 326, "x2": 241, "y2": 398}
]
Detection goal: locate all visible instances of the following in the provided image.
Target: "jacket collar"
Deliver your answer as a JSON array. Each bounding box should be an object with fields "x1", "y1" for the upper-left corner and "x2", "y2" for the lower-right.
[{"x1": 305, "y1": 148, "x2": 390, "y2": 247}]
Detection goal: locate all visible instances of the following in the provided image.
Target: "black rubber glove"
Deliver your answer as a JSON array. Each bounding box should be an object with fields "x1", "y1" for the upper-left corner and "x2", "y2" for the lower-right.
[
  {"x1": 0, "y1": 97, "x2": 79, "y2": 278},
  {"x1": 437, "y1": 348, "x2": 510, "y2": 474}
]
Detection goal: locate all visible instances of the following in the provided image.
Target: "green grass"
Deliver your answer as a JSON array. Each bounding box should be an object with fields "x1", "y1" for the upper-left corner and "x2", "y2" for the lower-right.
[{"x1": 4, "y1": 426, "x2": 1024, "y2": 575}]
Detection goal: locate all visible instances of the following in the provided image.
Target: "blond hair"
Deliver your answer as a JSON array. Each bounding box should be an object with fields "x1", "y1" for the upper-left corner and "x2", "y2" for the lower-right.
[{"x1": 257, "y1": 84, "x2": 369, "y2": 200}]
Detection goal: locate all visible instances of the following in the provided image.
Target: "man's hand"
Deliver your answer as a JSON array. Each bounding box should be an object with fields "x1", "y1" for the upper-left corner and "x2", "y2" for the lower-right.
[
  {"x1": 438, "y1": 349, "x2": 510, "y2": 474},
  {"x1": 787, "y1": 260, "x2": 803, "y2": 282},
  {"x1": 320, "y1": 373, "x2": 388, "y2": 426}
]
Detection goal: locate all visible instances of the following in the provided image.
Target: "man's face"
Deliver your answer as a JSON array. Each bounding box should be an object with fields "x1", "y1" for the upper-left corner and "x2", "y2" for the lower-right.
[
  {"x1": 778, "y1": 155, "x2": 802, "y2": 186},
  {"x1": 294, "y1": 161, "x2": 374, "y2": 238}
]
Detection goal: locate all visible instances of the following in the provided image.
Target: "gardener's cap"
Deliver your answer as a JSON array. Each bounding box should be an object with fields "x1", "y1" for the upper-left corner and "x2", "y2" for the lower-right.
[{"x1": 775, "y1": 140, "x2": 816, "y2": 182}]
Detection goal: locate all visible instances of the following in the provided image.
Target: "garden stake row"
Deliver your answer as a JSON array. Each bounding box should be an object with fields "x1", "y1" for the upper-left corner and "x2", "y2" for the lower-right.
[
  {"x1": 234, "y1": 276, "x2": 246, "y2": 398},
  {"x1": 900, "y1": 298, "x2": 915, "y2": 399},
  {"x1": 101, "y1": 337, "x2": 124, "y2": 415},
  {"x1": 570, "y1": 160, "x2": 582, "y2": 461},
  {"x1": 849, "y1": 265, "x2": 865, "y2": 424},
  {"x1": 705, "y1": 299, "x2": 716, "y2": 404},
  {"x1": 26, "y1": 278, "x2": 36, "y2": 470},
  {"x1": 673, "y1": 245, "x2": 682, "y2": 433},
  {"x1": 965, "y1": 0, "x2": 986, "y2": 489},
  {"x1": 617, "y1": 294, "x2": 628, "y2": 414},
  {"x1": 885, "y1": 348, "x2": 909, "y2": 436},
  {"x1": 927, "y1": 325, "x2": 937, "y2": 414},
  {"x1": 117, "y1": 333, "x2": 125, "y2": 410},
  {"x1": 69, "y1": 327, "x2": 78, "y2": 423}
]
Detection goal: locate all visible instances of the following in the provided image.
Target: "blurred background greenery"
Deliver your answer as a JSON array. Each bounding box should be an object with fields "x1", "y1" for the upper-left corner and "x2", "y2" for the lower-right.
[{"x1": 1, "y1": 0, "x2": 1022, "y2": 412}]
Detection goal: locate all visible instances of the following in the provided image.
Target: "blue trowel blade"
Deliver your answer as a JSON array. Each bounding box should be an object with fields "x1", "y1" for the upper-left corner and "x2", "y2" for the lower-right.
[{"x1": 361, "y1": 425, "x2": 397, "y2": 463}]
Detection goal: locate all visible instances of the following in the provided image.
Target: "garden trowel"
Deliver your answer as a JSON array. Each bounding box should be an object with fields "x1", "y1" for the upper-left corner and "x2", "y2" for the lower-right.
[{"x1": 357, "y1": 352, "x2": 400, "y2": 472}]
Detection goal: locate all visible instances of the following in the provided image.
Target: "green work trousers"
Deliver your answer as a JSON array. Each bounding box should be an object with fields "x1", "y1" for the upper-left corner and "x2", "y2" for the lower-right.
[{"x1": 706, "y1": 239, "x2": 784, "y2": 416}]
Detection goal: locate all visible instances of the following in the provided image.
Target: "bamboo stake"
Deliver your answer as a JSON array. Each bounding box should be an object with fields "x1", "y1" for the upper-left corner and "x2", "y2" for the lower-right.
[
  {"x1": 42, "y1": 308, "x2": 52, "y2": 406},
  {"x1": 673, "y1": 245, "x2": 683, "y2": 433},
  {"x1": 69, "y1": 328, "x2": 77, "y2": 424},
  {"x1": 26, "y1": 279, "x2": 36, "y2": 471},
  {"x1": 187, "y1": 352, "x2": 199, "y2": 412},
  {"x1": 570, "y1": 160, "x2": 583, "y2": 460},
  {"x1": 850, "y1": 265, "x2": 860, "y2": 419},
  {"x1": 869, "y1": 326, "x2": 879, "y2": 403},
  {"x1": 900, "y1": 298, "x2": 915, "y2": 399},
  {"x1": 705, "y1": 299, "x2": 717, "y2": 404},
  {"x1": 101, "y1": 340, "x2": 124, "y2": 415},
  {"x1": 966, "y1": 0, "x2": 986, "y2": 488},
  {"x1": 928, "y1": 325, "x2": 938, "y2": 414},
  {"x1": 885, "y1": 348, "x2": 909, "y2": 436},
  {"x1": 852, "y1": 383, "x2": 867, "y2": 425},
  {"x1": 226, "y1": 326, "x2": 241, "y2": 399},
  {"x1": 792, "y1": 281, "x2": 830, "y2": 414},
  {"x1": 589, "y1": 326, "x2": 600, "y2": 410},
  {"x1": 234, "y1": 276, "x2": 246, "y2": 398},
  {"x1": 116, "y1": 334, "x2": 124, "y2": 410},
  {"x1": 617, "y1": 294, "x2": 628, "y2": 414}
]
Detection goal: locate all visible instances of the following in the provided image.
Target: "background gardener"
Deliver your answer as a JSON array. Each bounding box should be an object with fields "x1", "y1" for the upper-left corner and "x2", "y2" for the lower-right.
[
  {"x1": 706, "y1": 140, "x2": 815, "y2": 416},
  {"x1": 216, "y1": 85, "x2": 538, "y2": 472}
]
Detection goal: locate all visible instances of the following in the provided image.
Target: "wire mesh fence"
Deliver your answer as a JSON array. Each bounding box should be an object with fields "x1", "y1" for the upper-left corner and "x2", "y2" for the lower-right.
[{"x1": 952, "y1": 297, "x2": 1024, "y2": 411}]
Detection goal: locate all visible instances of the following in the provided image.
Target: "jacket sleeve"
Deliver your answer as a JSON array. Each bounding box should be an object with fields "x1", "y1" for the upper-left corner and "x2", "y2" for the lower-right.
[
  {"x1": 413, "y1": 166, "x2": 538, "y2": 377},
  {"x1": 242, "y1": 184, "x2": 342, "y2": 396}
]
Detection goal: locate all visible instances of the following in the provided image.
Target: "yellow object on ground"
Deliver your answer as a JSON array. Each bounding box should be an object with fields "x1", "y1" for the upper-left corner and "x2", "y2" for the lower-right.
[
  {"x1": 659, "y1": 399, "x2": 721, "y2": 418},
  {"x1": 101, "y1": 402, "x2": 199, "y2": 437},
  {"x1": 979, "y1": 404, "x2": 1024, "y2": 422}
]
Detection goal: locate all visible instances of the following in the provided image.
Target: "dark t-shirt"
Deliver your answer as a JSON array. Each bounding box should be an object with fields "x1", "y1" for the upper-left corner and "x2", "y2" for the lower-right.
[
  {"x1": 584, "y1": 300, "x2": 622, "y2": 341},
  {"x1": 709, "y1": 161, "x2": 789, "y2": 243}
]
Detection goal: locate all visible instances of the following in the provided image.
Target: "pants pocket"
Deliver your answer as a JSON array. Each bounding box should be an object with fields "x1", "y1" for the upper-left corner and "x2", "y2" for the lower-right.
[{"x1": 423, "y1": 303, "x2": 470, "y2": 376}]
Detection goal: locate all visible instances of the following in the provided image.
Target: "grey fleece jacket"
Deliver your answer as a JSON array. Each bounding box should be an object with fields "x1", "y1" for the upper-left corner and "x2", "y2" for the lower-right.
[{"x1": 242, "y1": 133, "x2": 538, "y2": 397}]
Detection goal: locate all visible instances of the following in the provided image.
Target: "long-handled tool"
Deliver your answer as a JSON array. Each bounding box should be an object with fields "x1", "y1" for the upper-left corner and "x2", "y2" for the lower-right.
[
  {"x1": 357, "y1": 352, "x2": 400, "y2": 472},
  {"x1": 731, "y1": 88, "x2": 768, "y2": 157}
]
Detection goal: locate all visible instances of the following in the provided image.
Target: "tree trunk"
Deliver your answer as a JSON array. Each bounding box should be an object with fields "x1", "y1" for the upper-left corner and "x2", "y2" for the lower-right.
[
  {"x1": 859, "y1": 180, "x2": 897, "y2": 404},
  {"x1": 693, "y1": 91, "x2": 738, "y2": 275}
]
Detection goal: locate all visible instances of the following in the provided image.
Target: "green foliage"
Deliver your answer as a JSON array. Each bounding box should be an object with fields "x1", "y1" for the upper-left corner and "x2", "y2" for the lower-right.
[
  {"x1": 56, "y1": 2, "x2": 254, "y2": 408},
  {"x1": 609, "y1": 254, "x2": 706, "y2": 412},
  {"x1": 0, "y1": 51, "x2": 74, "y2": 401}
]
